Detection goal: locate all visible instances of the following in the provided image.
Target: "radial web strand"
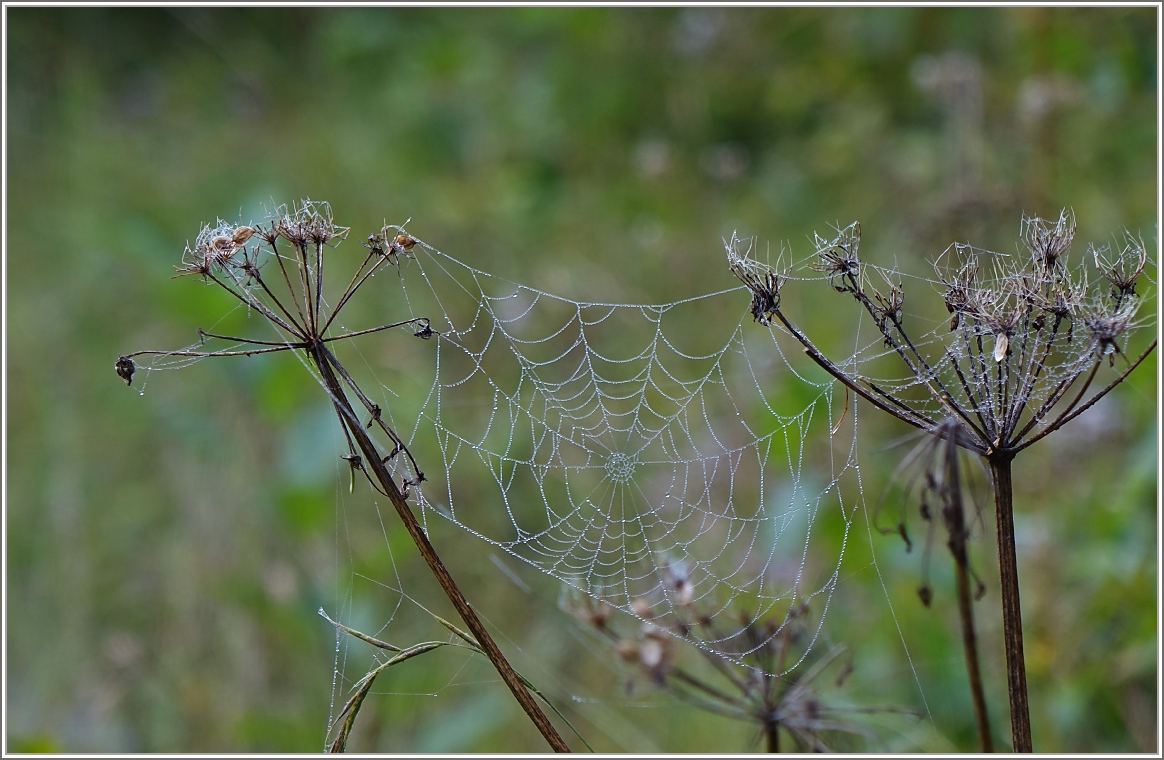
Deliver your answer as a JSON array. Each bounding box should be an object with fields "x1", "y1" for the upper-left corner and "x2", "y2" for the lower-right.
[{"x1": 380, "y1": 243, "x2": 863, "y2": 671}]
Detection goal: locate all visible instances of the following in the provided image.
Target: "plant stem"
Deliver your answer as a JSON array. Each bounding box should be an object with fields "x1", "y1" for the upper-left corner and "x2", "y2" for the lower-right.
[
  {"x1": 946, "y1": 434, "x2": 994, "y2": 752},
  {"x1": 766, "y1": 721, "x2": 779, "y2": 753},
  {"x1": 953, "y1": 559, "x2": 993, "y2": 752},
  {"x1": 990, "y1": 455, "x2": 1031, "y2": 752},
  {"x1": 309, "y1": 342, "x2": 571, "y2": 752}
]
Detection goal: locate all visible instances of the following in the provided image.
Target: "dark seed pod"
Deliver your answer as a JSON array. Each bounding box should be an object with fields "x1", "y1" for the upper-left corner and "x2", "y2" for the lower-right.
[
  {"x1": 115, "y1": 355, "x2": 136, "y2": 386},
  {"x1": 918, "y1": 585, "x2": 933, "y2": 607}
]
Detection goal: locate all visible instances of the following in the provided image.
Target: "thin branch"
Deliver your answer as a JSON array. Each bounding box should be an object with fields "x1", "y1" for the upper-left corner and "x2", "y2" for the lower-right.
[
  {"x1": 1016, "y1": 338, "x2": 1157, "y2": 453},
  {"x1": 125, "y1": 344, "x2": 304, "y2": 360},
  {"x1": 771, "y1": 309, "x2": 932, "y2": 433},
  {"x1": 294, "y1": 241, "x2": 316, "y2": 336},
  {"x1": 845, "y1": 278, "x2": 976, "y2": 437},
  {"x1": 270, "y1": 239, "x2": 310, "y2": 329},
  {"x1": 1005, "y1": 315, "x2": 1063, "y2": 442},
  {"x1": 322, "y1": 318, "x2": 430, "y2": 344},
  {"x1": 198, "y1": 329, "x2": 303, "y2": 348},
  {"x1": 1040, "y1": 360, "x2": 1101, "y2": 433},
  {"x1": 245, "y1": 262, "x2": 310, "y2": 336},
  {"x1": 668, "y1": 665, "x2": 747, "y2": 707},
  {"x1": 1010, "y1": 365, "x2": 1087, "y2": 444},
  {"x1": 206, "y1": 270, "x2": 304, "y2": 338},
  {"x1": 315, "y1": 240, "x2": 326, "y2": 338},
  {"x1": 945, "y1": 348, "x2": 993, "y2": 443},
  {"x1": 861, "y1": 379, "x2": 944, "y2": 439},
  {"x1": 320, "y1": 250, "x2": 382, "y2": 335},
  {"x1": 320, "y1": 344, "x2": 427, "y2": 480}
]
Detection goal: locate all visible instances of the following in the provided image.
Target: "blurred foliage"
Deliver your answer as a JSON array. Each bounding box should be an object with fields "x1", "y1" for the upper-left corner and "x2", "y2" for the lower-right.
[{"x1": 6, "y1": 6, "x2": 1157, "y2": 753}]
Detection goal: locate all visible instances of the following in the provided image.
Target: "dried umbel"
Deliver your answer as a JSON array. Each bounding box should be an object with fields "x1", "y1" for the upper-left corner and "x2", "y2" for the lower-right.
[
  {"x1": 1093, "y1": 232, "x2": 1149, "y2": 300},
  {"x1": 119, "y1": 200, "x2": 570, "y2": 751},
  {"x1": 1021, "y1": 207, "x2": 1075, "y2": 276},
  {"x1": 726, "y1": 210, "x2": 1156, "y2": 752},
  {"x1": 725, "y1": 233, "x2": 784, "y2": 326},
  {"x1": 728, "y1": 210, "x2": 1155, "y2": 460},
  {"x1": 562, "y1": 587, "x2": 912, "y2": 752},
  {"x1": 811, "y1": 221, "x2": 863, "y2": 289}
]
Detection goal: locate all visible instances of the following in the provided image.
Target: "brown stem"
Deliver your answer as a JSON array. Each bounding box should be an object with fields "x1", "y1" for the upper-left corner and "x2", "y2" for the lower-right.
[
  {"x1": 766, "y1": 721, "x2": 779, "y2": 753},
  {"x1": 953, "y1": 558, "x2": 993, "y2": 752},
  {"x1": 989, "y1": 455, "x2": 1031, "y2": 752},
  {"x1": 945, "y1": 430, "x2": 994, "y2": 752},
  {"x1": 309, "y1": 342, "x2": 570, "y2": 752},
  {"x1": 771, "y1": 310, "x2": 935, "y2": 433}
]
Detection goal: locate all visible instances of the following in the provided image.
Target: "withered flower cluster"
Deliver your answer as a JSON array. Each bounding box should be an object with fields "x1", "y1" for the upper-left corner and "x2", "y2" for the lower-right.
[
  {"x1": 563, "y1": 563, "x2": 909, "y2": 752},
  {"x1": 729, "y1": 209, "x2": 1154, "y2": 458},
  {"x1": 118, "y1": 201, "x2": 571, "y2": 751},
  {"x1": 725, "y1": 209, "x2": 1156, "y2": 752},
  {"x1": 119, "y1": 200, "x2": 432, "y2": 492}
]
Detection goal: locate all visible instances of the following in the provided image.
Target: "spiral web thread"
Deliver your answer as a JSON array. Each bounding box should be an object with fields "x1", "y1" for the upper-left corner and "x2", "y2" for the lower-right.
[
  {"x1": 116, "y1": 208, "x2": 865, "y2": 678},
  {"x1": 384, "y1": 243, "x2": 865, "y2": 671}
]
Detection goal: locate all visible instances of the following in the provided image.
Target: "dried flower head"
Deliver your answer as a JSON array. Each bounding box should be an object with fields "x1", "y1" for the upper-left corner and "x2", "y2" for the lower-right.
[
  {"x1": 630, "y1": 597, "x2": 655, "y2": 619},
  {"x1": 811, "y1": 222, "x2": 863, "y2": 292},
  {"x1": 937, "y1": 247, "x2": 988, "y2": 330},
  {"x1": 120, "y1": 200, "x2": 432, "y2": 483},
  {"x1": 661, "y1": 558, "x2": 696, "y2": 607},
  {"x1": 1021, "y1": 208, "x2": 1076, "y2": 276},
  {"x1": 561, "y1": 586, "x2": 613, "y2": 630},
  {"x1": 1092, "y1": 232, "x2": 1149, "y2": 300},
  {"x1": 114, "y1": 355, "x2": 136, "y2": 385},
  {"x1": 175, "y1": 220, "x2": 247, "y2": 278},
  {"x1": 870, "y1": 272, "x2": 905, "y2": 333},
  {"x1": 570, "y1": 590, "x2": 912, "y2": 752},
  {"x1": 1083, "y1": 296, "x2": 1141, "y2": 366},
  {"x1": 274, "y1": 198, "x2": 349, "y2": 247},
  {"x1": 833, "y1": 210, "x2": 1157, "y2": 458},
  {"x1": 724, "y1": 233, "x2": 784, "y2": 326}
]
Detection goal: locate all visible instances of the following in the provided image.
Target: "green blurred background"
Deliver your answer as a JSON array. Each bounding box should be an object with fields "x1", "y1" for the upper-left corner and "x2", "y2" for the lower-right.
[{"x1": 6, "y1": 6, "x2": 1157, "y2": 753}]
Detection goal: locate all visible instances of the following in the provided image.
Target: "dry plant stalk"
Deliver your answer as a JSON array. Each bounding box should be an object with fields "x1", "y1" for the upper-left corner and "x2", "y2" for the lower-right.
[
  {"x1": 118, "y1": 200, "x2": 569, "y2": 752},
  {"x1": 881, "y1": 417, "x2": 994, "y2": 750},
  {"x1": 726, "y1": 210, "x2": 1156, "y2": 752}
]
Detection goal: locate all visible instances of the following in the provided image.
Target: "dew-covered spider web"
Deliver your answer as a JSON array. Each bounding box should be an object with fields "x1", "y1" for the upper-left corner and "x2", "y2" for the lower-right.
[
  {"x1": 356, "y1": 214, "x2": 1153, "y2": 679},
  {"x1": 121, "y1": 204, "x2": 1156, "y2": 750},
  {"x1": 116, "y1": 206, "x2": 895, "y2": 700},
  {"x1": 368, "y1": 240, "x2": 871, "y2": 670}
]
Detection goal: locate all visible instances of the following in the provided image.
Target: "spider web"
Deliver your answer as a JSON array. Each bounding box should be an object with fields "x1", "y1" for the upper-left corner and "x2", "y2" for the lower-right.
[
  {"x1": 363, "y1": 213, "x2": 1153, "y2": 695},
  {"x1": 121, "y1": 207, "x2": 1154, "y2": 749},
  {"x1": 376, "y1": 242, "x2": 864, "y2": 668}
]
